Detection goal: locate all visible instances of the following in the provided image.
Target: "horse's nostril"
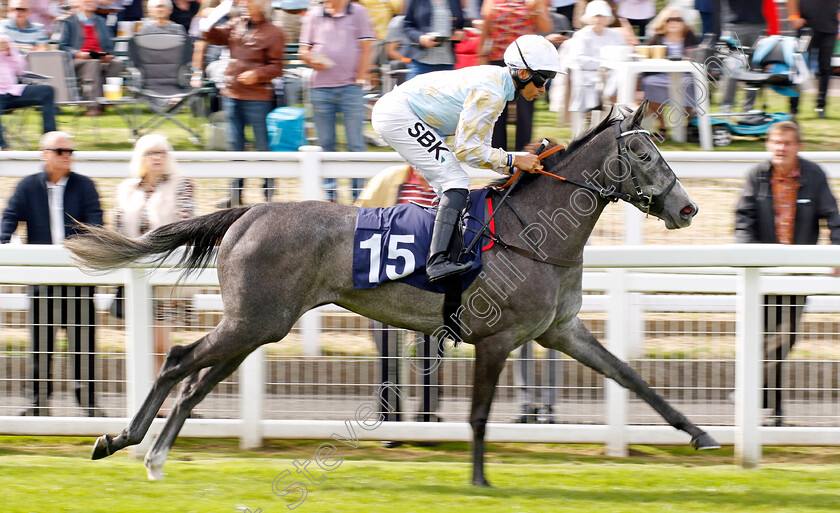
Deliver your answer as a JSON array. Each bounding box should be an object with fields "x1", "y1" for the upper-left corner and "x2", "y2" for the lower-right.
[{"x1": 680, "y1": 204, "x2": 698, "y2": 219}]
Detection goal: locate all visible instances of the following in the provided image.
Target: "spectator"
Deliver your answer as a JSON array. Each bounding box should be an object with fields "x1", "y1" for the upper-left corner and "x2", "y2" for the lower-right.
[
  {"x1": 27, "y1": 0, "x2": 58, "y2": 35},
  {"x1": 640, "y1": 6, "x2": 700, "y2": 137},
  {"x1": 355, "y1": 164, "x2": 443, "y2": 445},
  {"x1": 113, "y1": 134, "x2": 195, "y2": 372},
  {"x1": 566, "y1": 0, "x2": 627, "y2": 133},
  {"x1": 1, "y1": 0, "x2": 49, "y2": 51},
  {"x1": 614, "y1": 0, "x2": 654, "y2": 38},
  {"x1": 383, "y1": 14, "x2": 410, "y2": 90},
  {"x1": 272, "y1": 0, "x2": 309, "y2": 47},
  {"x1": 57, "y1": 0, "x2": 123, "y2": 113},
  {"x1": 371, "y1": 34, "x2": 561, "y2": 282},
  {"x1": 202, "y1": 0, "x2": 285, "y2": 207},
  {"x1": 719, "y1": 0, "x2": 765, "y2": 112},
  {"x1": 553, "y1": 0, "x2": 576, "y2": 21},
  {"x1": 171, "y1": 0, "x2": 200, "y2": 33},
  {"x1": 94, "y1": 0, "x2": 125, "y2": 37},
  {"x1": 695, "y1": 0, "x2": 717, "y2": 38},
  {"x1": 787, "y1": 0, "x2": 839, "y2": 119},
  {"x1": 402, "y1": 0, "x2": 465, "y2": 79},
  {"x1": 514, "y1": 341, "x2": 560, "y2": 423},
  {"x1": 734, "y1": 121, "x2": 840, "y2": 426},
  {"x1": 0, "y1": 33, "x2": 56, "y2": 150},
  {"x1": 572, "y1": 0, "x2": 616, "y2": 29},
  {"x1": 478, "y1": 0, "x2": 552, "y2": 152},
  {"x1": 299, "y1": 0, "x2": 374, "y2": 202},
  {"x1": 359, "y1": 0, "x2": 402, "y2": 78},
  {"x1": 140, "y1": 0, "x2": 187, "y2": 35},
  {"x1": 1, "y1": 131, "x2": 103, "y2": 417},
  {"x1": 118, "y1": 0, "x2": 145, "y2": 30}
]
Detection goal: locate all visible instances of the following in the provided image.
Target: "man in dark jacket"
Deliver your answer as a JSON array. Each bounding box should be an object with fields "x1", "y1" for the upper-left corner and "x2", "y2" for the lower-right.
[
  {"x1": 787, "y1": 0, "x2": 839, "y2": 118},
  {"x1": 735, "y1": 121, "x2": 840, "y2": 425},
  {"x1": 1, "y1": 131, "x2": 104, "y2": 416},
  {"x1": 57, "y1": 0, "x2": 122, "y2": 108}
]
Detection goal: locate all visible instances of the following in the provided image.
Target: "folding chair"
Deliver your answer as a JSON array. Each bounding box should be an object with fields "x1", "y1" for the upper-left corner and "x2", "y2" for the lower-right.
[
  {"x1": 26, "y1": 51, "x2": 95, "y2": 107},
  {"x1": 1, "y1": 71, "x2": 53, "y2": 150},
  {"x1": 128, "y1": 32, "x2": 207, "y2": 144}
]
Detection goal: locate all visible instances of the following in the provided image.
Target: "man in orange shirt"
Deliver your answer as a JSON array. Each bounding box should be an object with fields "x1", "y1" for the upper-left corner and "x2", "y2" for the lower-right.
[{"x1": 735, "y1": 121, "x2": 840, "y2": 425}]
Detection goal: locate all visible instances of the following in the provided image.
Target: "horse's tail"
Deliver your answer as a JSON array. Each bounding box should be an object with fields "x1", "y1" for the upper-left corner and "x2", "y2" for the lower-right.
[{"x1": 65, "y1": 206, "x2": 253, "y2": 275}]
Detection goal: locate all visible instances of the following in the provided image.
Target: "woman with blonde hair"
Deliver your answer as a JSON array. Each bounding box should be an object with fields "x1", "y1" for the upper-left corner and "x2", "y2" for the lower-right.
[
  {"x1": 113, "y1": 134, "x2": 195, "y2": 386},
  {"x1": 115, "y1": 133, "x2": 194, "y2": 237}
]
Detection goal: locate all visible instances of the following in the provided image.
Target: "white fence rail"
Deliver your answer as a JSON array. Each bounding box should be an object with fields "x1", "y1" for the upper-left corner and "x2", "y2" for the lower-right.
[{"x1": 0, "y1": 245, "x2": 839, "y2": 468}]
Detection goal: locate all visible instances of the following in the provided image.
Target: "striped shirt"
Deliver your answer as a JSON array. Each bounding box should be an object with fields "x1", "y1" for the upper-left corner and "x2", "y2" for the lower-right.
[
  {"x1": 397, "y1": 172, "x2": 437, "y2": 208},
  {"x1": 0, "y1": 19, "x2": 48, "y2": 48}
]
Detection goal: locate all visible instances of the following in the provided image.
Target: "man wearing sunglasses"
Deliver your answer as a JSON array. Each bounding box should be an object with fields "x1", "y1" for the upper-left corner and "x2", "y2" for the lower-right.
[
  {"x1": 1, "y1": 131, "x2": 103, "y2": 417},
  {"x1": 372, "y1": 34, "x2": 564, "y2": 282}
]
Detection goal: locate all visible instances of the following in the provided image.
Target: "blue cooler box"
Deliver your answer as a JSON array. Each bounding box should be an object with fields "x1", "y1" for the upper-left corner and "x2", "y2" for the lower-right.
[{"x1": 267, "y1": 107, "x2": 307, "y2": 151}]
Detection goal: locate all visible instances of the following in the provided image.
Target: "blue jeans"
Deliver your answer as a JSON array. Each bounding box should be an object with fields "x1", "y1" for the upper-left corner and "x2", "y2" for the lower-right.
[
  {"x1": 222, "y1": 96, "x2": 275, "y2": 204},
  {"x1": 407, "y1": 61, "x2": 453, "y2": 80},
  {"x1": 310, "y1": 85, "x2": 365, "y2": 201},
  {"x1": 0, "y1": 85, "x2": 56, "y2": 149}
]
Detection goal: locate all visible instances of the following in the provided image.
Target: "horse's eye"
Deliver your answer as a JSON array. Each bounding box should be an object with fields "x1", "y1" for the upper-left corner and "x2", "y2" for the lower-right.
[{"x1": 629, "y1": 144, "x2": 653, "y2": 162}]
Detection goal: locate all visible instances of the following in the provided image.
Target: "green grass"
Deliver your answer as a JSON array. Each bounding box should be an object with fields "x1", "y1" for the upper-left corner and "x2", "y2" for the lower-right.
[
  {"x1": 9, "y1": 88, "x2": 838, "y2": 152},
  {"x1": 3, "y1": 437, "x2": 840, "y2": 512}
]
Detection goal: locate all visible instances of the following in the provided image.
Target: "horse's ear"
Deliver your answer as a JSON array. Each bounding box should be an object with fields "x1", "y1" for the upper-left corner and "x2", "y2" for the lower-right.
[{"x1": 633, "y1": 100, "x2": 649, "y2": 127}]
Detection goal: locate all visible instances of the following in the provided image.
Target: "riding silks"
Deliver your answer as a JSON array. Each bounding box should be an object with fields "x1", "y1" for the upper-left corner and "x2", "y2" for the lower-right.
[{"x1": 353, "y1": 188, "x2": 491, "y2": 293}]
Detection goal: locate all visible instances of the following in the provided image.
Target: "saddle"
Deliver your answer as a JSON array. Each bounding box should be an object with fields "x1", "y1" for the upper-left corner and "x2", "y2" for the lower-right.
[{"x1": 352, "y1": 188, "x2": 493, "y2": 293}]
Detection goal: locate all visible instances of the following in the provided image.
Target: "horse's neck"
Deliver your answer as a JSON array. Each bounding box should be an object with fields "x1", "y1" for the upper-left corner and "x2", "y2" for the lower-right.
[{"x1": 514, "y1": 141, "x2": 611, "y2": 259}]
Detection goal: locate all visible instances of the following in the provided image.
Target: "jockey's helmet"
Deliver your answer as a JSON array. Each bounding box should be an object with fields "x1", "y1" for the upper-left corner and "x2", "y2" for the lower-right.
[{"x1": 503, "y1": 34, "x2": 564, "y2": 89}]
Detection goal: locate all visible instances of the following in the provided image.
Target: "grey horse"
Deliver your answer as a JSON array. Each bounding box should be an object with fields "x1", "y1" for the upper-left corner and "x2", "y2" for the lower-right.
[{"x1": 65, "y1": 103, "x2": 718, "y2": 486}]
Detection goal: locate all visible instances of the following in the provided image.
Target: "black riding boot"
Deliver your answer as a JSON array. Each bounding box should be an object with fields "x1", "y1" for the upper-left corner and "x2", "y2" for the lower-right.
[{"x1": 427, "y1": 188, "x2": 472, "y2": 283}]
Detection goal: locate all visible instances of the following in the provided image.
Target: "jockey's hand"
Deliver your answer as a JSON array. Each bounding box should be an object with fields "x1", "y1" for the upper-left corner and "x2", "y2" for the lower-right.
[{"x1": 513, "y1": 154, "x2": 543, "y2": 173}]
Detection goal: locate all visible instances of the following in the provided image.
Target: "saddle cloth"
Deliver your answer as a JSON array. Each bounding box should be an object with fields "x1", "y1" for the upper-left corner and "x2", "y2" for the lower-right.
[{"x1": 353, "y1": 188, "x2": 492, "y2": 292}]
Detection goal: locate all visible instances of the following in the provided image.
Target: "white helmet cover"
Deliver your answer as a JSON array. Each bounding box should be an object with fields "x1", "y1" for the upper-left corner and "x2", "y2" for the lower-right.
[{"x1": 503, "y1": 34, "x2": 564, "y2": 74}]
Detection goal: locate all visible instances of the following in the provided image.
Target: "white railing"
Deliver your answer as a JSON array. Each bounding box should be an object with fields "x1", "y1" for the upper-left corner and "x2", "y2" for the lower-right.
[
  {"x1": 4, "y1": 149, "x2": 840, "y2": 248},
  {"x1": 0, "y1": 245, "x2": 839, "y2": 467}
]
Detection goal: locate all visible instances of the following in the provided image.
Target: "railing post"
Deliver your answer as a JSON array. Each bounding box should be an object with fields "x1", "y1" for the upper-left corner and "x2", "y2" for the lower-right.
[
  {"x1": 605, "y1": 268, "x2": 629, "y2": 457},
  {"x1": 240, "y1": 345, "x2": 265, "y2": 449},
  {"x1": 623, "y1": 205, "x2": 645, "y2": 358},
  {"x1": 735, "y1": 266, "x2": 762, "y2": 468},
  {"x1": 300, "y1": 309, "x2": 321, "y2": 357},
  {"x1": 299, "y1": 146, "x2": 323, "y2": 201},
  {"x1": 125, "y1": 267, "x2": 154, "y2": 459}
]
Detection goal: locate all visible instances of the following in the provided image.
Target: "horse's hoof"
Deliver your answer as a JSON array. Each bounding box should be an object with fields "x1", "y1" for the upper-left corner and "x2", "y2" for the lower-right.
[
  {"x1": 146, "y1": 464, "x2": 164, "y2": 481},
  {"x1": 691, "y1": 433, "x2": 720, "y2": 451},
  {"x1": 91, "y1": 434, "x2": 113, "y2": 460}
]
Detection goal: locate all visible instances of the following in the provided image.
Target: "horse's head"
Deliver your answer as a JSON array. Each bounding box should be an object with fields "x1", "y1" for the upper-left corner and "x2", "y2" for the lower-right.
[{"x1": 607, "y1": 102, "x2": 698, "y2": 229}]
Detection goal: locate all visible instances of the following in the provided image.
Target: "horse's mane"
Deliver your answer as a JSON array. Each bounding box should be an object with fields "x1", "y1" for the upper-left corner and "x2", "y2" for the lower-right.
[{"x1": 488, "y1": 107, "x2": 621, "y2": 189}]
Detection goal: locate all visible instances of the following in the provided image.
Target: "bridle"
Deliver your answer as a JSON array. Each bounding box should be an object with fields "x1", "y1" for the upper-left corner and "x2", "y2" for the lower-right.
[{"x1": 462, "y1": 118, "x2": 681, "y2": 266}]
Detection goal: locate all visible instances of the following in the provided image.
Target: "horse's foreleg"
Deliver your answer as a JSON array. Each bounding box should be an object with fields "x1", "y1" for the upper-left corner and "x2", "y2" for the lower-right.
[
  {"x1": 145, "y1": 351, "x2": 250, "y2": 480},
  {"x1": 536, "y1": 318, "x2": 719, "y2": 450},
  {"x1": 469, "y1": 342, "x2": 512, "y2": 487},
  {"x1": 92, "y1": 323, "x2": 247, "y2": 460}
]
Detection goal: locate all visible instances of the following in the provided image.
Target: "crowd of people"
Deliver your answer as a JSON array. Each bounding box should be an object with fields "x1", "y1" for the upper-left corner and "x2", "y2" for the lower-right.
[{"x1": 1, "y1": 0, "x2": 839, "y2": 427}]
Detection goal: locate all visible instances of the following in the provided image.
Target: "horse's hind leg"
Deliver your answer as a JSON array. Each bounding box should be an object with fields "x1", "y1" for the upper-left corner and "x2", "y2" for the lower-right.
[
  {"x1": 536, "y1": 318, "x2": 719, "y2": 450},
  {"x1": 469, "y1": 340, "x2": 512, "y2": 487},
  {"x1": 145, "y1": 351, "x2": 250, "y2": 480},
  {"x1": 92, "y1": 321, "x2": 254, "y2": 459}
]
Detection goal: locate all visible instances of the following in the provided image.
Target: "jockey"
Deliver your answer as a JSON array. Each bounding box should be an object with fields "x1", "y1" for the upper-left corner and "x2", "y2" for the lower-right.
[{"x1": 371, "y1": 34, "x2": 564, "y2": 283}]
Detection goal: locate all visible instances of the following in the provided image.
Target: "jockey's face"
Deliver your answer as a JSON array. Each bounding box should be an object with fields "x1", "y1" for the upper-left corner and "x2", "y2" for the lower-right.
[{"x1": 517, "y1": 69, "x2": 546, "y2": 101}]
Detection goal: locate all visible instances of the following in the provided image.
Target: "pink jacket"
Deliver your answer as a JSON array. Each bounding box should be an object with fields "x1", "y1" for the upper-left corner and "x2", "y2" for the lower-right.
[{"x1": 0, "y1": 36, "x2": 27, "y2": 96}]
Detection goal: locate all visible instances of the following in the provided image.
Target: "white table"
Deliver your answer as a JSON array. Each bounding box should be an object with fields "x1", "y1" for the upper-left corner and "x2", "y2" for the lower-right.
[{"x1": 600, "y1": 58, "x2": 713, "y2": 150}]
